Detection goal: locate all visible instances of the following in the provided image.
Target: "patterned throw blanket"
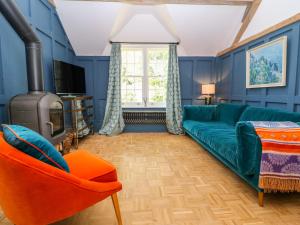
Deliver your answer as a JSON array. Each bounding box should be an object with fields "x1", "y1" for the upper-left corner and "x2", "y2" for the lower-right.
[{"x1": 251, "y1": 121, "x2": 300, "y2": 192}]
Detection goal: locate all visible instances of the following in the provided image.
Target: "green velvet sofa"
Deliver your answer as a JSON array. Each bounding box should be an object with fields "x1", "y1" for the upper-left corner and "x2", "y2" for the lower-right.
[{"x1": 182, "y1": 103, "x2": 300, "y2": 206}]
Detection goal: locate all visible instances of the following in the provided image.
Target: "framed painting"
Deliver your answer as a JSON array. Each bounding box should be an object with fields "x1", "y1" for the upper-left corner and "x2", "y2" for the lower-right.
[{"x1": 246, "y1": 36, "x2": 287, "y2": 88}]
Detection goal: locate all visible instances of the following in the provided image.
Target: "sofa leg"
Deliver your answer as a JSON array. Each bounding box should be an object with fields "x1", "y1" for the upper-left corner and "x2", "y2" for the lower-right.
[
  {"x1": 111, "y1": 193, "x2": 123, "y2": 225},
  {"x1": 258, "y1": 191, "x2": 264, "y2": 207}
]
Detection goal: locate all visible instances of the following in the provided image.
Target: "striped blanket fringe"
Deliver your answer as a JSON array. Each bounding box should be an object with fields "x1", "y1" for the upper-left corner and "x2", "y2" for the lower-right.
[
  {"x1": 260, "y1": 177, "x2": 300, "y2": 193},
  {"x1": 251, "y1": 121, "x2": 300, "y2": 193}
]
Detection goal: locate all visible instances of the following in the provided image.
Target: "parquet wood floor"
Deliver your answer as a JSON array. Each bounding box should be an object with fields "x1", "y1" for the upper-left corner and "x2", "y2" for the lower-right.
[{"x1": 1, "y1": 133, "x2": 300, "y2": 225}]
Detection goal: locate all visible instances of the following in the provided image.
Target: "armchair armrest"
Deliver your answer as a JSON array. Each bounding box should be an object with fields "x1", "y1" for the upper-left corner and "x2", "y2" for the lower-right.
[
  {"x1": 183, "y1": 105, "x2": 216, "y2": 122},
  {"x1": 236, "y1": 121, "x2": 262, "y2": 176},
  {"x1": 6, "y1": 162, "x2": 121, "y2": 225}
]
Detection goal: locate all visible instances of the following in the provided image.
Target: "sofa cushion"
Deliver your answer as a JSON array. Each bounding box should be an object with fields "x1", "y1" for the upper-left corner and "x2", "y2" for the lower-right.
[
  {"x1": 2, "y1": 124, "x2": 70, "y2": 172},
  {"x1": 183, "y1": 105, "x2": 216, "y2": 122},
  {"x1": 183, "y1": 120, "x2": 238, "y2": 166},
  {"x1": 216, "y1": 103, "x2": 247, "y2": 125},
  {"x1": 239, "y1": 106, "x2": 300, "y2": 122}
]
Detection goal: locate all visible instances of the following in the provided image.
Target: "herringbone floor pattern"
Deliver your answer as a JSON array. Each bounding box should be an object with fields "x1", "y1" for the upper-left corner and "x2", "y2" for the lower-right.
[{"x1": 1, "y1": 133, "x2": 300, "y2": 225}]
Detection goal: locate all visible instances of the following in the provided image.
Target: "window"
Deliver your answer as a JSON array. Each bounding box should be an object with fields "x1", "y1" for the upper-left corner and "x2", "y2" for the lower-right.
[{"x1": 121, "y1": 45, "x2": 168, "y2": 108}]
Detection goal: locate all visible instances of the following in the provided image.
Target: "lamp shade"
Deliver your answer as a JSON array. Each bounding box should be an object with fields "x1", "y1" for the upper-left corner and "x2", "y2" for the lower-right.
[{"x1": 202, "y1": 84, "x2": 215, "y2": 95}]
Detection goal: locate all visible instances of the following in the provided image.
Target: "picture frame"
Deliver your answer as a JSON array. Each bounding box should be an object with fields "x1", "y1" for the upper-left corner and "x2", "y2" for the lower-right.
[{"x1": 246, "y1": 36, "x2": 287, "y2": 89}]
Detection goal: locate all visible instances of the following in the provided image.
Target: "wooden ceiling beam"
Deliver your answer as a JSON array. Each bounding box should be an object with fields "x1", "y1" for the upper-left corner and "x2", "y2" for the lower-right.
[
  {"x1": 232, "y1": 0, "x2": 261, "y2": 45},
  {"x1": 48, "y1": 0, "x2": 56, "y2": 7},
  {"x1": 241, "y1": 2, "x2": 251, "y2": 22},
  {"x1": 218, "y1": 13, "x2": 300, "y2": 56},
  {"x1": 67, "y1": 0, "x2": 253, "y2": 6}
]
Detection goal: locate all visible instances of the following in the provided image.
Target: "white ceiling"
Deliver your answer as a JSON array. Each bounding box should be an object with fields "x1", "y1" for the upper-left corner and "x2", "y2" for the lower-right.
[
  {"x1": 241, "y1": 0, "x2": 300, "y2": 41},
  {"x1": 54, "y1": 0, "x2": 246, "y2": 56}
]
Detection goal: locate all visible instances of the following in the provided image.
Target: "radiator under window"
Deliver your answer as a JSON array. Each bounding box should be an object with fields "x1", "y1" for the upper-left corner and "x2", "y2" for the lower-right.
[{"x1": 123, "y1": 111, "x2": 166, "y2": 124}]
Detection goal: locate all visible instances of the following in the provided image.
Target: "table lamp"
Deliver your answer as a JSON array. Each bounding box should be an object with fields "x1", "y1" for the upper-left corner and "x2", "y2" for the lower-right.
[{"x1": 202, "y1": 84, "x2": 215, "y2": 105}]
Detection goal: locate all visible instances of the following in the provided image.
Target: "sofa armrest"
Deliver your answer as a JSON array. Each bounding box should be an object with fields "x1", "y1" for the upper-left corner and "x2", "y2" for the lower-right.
[
  {"x1": 183, "y1": 105, "x2": 216, "y2": 122},
  {"x1": 236, "y1": 121, "x2": 262, "y2": 176}
]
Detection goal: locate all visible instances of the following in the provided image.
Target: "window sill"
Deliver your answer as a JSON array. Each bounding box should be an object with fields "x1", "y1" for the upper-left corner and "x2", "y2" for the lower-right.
[{"x1": 123, "y1": 107, "x2": 166, "y2": 111}]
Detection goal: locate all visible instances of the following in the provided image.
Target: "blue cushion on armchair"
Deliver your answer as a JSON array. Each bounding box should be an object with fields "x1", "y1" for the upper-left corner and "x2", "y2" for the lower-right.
[{"x1": 2, "y1": 124, "x2": 70, "y2": 172}]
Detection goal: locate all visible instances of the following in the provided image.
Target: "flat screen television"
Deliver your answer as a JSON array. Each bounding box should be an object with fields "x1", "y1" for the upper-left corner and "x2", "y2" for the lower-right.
[{"x1": 53, "y1": 60, "x2": 86, "y2": 95}]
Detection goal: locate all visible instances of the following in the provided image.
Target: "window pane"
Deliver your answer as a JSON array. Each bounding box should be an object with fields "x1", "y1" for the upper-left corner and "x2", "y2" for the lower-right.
[
  {"x1": 148, "y1": 77, "x2": 167, "y2": 106},
  {"x1": 121, "y1": 76, "x2": 143, "y2": 105},
  {"x1": 121, "y1": 47, "x2": 144, "y2": 107},
  {"x1": 122, "y1": 48, "x2": 143, "y2": 76},
  {"x1": 121, "y1": 46, "x2": 168, "y2": 108},
  {"x1": 147, "y1": 48, "x2": 168, "y2": 77},
  {"x1": 147, "y1": 48, "x2": 168, "y2": 106}
]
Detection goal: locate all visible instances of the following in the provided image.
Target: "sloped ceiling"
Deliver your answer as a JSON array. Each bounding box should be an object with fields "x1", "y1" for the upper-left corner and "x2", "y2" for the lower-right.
[
  {"x1": 55, "y1": 0, "x2": 247, "y2": 56},
  {"x1": 54, "y1": 1, "x2": 122, "y2": 56},
  {"x1": 241, "y1": 0, "x2": 300, "y2": 40},
  {"x1": 111, "y1": 13, "x2": 178, "y2": 42}
]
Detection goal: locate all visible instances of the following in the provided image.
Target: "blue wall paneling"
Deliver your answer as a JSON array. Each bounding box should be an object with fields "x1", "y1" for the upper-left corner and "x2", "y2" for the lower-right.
[
  {"x1": 179, "y1": 57, "x2": 216, "y2": 106},
  {"x1": 215, "y1": 20, "x2": 300, "y2": 113},
  {"x1": 4, "y1": 1, "x2": 300, "y2": 132},
  {"x1": 74, "y1": 56, "x2": 216, "y2": 131},
  {"x1": 0, "y1": 0, "x2": 76, "y2": 124},
  {"x1": 0, "y1": 0, "x2": 216, "y2": 132}
]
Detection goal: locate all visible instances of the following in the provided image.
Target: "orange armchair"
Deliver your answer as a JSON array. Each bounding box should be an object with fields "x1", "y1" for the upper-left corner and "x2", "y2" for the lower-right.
[{"x1": 0, "y1": 133, "x2": 122, "y2": 225}]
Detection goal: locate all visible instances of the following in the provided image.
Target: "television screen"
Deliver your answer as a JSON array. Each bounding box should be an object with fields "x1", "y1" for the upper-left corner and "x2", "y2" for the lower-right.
[{"x1": 53, "y1": 60, "x2": 86, "y2": 95}]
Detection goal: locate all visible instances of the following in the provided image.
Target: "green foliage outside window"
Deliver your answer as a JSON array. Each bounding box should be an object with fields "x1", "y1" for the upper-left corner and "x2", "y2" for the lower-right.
[{"x1": 121, "y1": 46, "x2": 168, "y2": 107}]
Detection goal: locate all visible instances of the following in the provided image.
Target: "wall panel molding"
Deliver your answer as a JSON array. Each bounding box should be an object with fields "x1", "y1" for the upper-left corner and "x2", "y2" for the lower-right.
[
  {"x1": 75, "y1": 56, "x2": 216, "y2": 131},
  {"x1": 0, "y1": 0, "x2": 76, "y2": 125},
  {"x1": 218, "y1": 13, "x2": 300, "y2": 56},
  {"x1": 216, "y1": 21, "x2": 300, "y2": 112},
  {"x1": 0, "y1": 38, "x2": 4, "y2": 95}
]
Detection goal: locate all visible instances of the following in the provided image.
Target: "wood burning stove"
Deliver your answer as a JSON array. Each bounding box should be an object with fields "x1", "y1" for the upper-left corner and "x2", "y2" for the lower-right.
[
  {"x1": 0, "y1": 0, "x2": 65, "y2": 144},
  {"x1": 49, "y1": 101, "x2": 65, "y2": 137},
  {"x1": 9, "y1": 93, "x2": 65, "y2": 145}
]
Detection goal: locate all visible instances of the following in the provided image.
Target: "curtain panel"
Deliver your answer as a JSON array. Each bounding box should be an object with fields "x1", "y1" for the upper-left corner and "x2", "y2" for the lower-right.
[
  {"x1": 166, "y1": 44, "x2": 183, "y2": 135},
  {"x1": 99, "y1": 43, "x2": 125, "y2": 135}
]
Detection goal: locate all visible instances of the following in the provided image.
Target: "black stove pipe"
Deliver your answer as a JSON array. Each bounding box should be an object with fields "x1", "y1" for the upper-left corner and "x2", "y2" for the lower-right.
[{"x1": 0, "y1": 0, "x2": 44, "y2": 93}]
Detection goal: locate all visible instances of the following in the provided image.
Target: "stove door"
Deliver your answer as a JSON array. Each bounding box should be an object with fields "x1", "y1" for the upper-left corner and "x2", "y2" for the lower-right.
[{"x1": 49, "y1": 101, "x2": 64, "y2": 137}]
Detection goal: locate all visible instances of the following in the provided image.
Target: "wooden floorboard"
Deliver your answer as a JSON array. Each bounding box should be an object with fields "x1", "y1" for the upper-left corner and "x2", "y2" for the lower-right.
[{"x1": 1, "y1": 133, "x2": 300, "y2": 225}]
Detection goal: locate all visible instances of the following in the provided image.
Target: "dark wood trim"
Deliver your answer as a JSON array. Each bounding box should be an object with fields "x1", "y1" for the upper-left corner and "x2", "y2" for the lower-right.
[
  {"x1": 218, "y1": 13, "x2": 300, "y2": 56},
  {"x1": 68, "y1": 0, "x2": 253, "y2": 5},
  {"x1": 48, "y1": 0, "x2": 56, "y2": 7},
  {"x1": 232, "y1": 0, "x2": 261, "y2": 45}
]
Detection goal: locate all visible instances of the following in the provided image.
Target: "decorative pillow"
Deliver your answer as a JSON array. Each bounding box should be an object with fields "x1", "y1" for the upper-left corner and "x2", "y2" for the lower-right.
[
  {"x1": 239, "y1": 106, "x2": 300, "y2": 122},
  {"x1": 2, "y1": 124, "x2": 70, "y2": 172},
  {"x1": 216, "y1": 103, "x2": 248, "y2": 126},
  {"x1": 183, "y1": 105, "x2": 217, "y2": 122}
]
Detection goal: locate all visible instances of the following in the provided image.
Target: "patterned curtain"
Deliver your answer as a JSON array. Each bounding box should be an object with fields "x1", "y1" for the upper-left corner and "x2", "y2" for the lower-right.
[
  {"x1": 166, "y1": 44, "x2": 183, "y2": 135},
  {"x1": 99, "y1": 43, "x2": 125, "y2": 135}
]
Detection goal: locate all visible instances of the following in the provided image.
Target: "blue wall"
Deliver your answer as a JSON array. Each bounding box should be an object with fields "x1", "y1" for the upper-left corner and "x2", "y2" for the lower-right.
[
  {"x1": 74, "y1": 56, "x2": 216, "y2": 131},
  {"x1": 216, "y1": 20, "x2": 300, "y2": 112},
  {"x1": 0, "y1": 0, "x2": 76, "y2": 124},
  {"x1": 2, "y1": 0, "x2": 299, "y2": 132},
  {"x1": 0, "y1": 0, "x2": 216, "y2": 132}
]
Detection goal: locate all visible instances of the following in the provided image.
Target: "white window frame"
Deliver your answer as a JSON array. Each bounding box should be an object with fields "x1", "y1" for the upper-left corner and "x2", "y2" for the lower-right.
[{"x1": 121, "y1": 44, "x2": 168, "y2": 108}]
